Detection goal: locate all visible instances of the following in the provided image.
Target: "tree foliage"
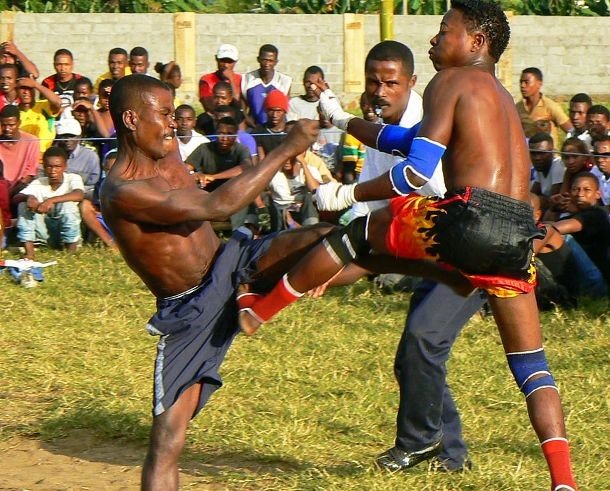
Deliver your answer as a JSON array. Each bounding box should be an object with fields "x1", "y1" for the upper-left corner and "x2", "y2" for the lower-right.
[{"x1": 0, "y1": 0, "x2": 607, "y2": 15}]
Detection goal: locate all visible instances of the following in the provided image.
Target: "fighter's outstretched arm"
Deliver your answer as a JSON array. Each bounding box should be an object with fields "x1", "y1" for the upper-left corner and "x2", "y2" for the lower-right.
[{"x1": 105, "y1": 120, "x2": 319, "y2": 225}]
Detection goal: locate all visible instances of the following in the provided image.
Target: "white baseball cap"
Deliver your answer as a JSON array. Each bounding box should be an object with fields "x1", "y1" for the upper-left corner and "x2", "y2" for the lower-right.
[
  {"x1": 216, "y1": 44, "x2": 239, "y2": 62},
  {"x1": 55, "y1": 117, "x2": 82, "y2": 136}
]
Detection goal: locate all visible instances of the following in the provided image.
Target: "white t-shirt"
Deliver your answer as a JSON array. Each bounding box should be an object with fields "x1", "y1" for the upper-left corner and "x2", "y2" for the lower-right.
[
  {"x1": 178, "y1": 130, "x2": 210, "y2": 161},
  {"x1": 269, "y1": 166, "x2": 322, "y2": 207},
  {"x1": 532, "y1": 157, "x2": 565, "y2": 196},
  {"x1": 353, "y1": 91, "x2": 446, "y2": 217},
  {"x1": 21, "y1": 173, "x2": 84, "y2": 213}
]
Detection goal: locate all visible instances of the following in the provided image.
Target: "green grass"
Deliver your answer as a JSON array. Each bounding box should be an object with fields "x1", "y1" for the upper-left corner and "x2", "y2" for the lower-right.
[{"x1": 1, "y1": 247, "x2": 609, "y2": 490}]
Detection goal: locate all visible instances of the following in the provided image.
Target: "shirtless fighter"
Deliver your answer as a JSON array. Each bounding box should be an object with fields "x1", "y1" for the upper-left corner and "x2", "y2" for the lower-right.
[
  {"x1": 100, "y1": 74, "x2": 335, "y2": 490},
  {"x1": 239, "y1": 2, "x2": 577, "y2": 489}
]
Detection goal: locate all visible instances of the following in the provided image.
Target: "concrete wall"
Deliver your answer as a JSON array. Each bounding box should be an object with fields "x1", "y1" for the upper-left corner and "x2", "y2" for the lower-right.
[{"x1": 3, "y1": 12, "x2": 609, "y2": 107}]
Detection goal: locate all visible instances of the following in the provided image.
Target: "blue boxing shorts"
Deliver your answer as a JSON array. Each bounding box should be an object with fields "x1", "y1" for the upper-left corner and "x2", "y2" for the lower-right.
[{"x1": 146, "y1": 230, "x2": 275, "y2": 417}]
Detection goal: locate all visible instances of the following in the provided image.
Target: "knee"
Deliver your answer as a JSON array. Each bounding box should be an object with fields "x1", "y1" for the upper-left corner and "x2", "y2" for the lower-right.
[
  {"x1": 506, "y1": 348, "x2": 557, "y2": 398},
  {"x1": 148, "y1": 417, "x2": 188, "y2": 462}
]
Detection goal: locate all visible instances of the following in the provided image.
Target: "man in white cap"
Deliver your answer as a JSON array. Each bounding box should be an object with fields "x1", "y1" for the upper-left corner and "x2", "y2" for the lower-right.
[
  {"x1": 55, "y1": 117, "x2": 100, "y2": 198},
  {"x1": 198, "y1": 43, "x2": 241, "y2": 113}
]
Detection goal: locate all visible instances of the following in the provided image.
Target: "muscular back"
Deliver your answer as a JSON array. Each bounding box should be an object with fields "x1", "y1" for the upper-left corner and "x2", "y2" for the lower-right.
[
  {"x1": 422, "y1": 66, "x2": 531, "y2": 202},
  {"x1": 101, "y1": 154, "x2": 222, "y2": 298}
]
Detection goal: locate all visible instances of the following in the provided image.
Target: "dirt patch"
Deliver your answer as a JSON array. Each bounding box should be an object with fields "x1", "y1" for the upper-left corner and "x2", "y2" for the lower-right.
[{"x1": 0, "y1": 432, "x2": 237, "y2": 490}]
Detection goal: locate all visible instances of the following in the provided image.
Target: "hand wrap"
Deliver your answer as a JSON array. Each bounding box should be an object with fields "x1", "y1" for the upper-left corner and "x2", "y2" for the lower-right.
[
  {"x1": 318, "y1": 88, "x2": 354, "y2": 131},
  {"x1": 314, "y1": 181, "x2": 357, "y2": 211}
]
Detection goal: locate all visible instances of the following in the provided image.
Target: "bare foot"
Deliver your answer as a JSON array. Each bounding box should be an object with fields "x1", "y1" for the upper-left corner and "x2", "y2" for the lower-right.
[{"x1": 238, "y1": 309, "x2": 263, "y2": 336}]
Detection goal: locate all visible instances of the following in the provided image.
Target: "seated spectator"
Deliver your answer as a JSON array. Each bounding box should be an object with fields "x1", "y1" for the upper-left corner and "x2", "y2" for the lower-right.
[
  {"x1": 0, "y1": 159, "x2": 11, "y2": 248},
  {"x1": 586, "y1": 104, "x2": 610, "y2": 142},
  {"x1": 567, "y1": 93, "x2": 592, "y2": 144},
  {"x1": 591, "y1": 135, "x2": 610, "y2": 208},
  {"x1": 185, "y1": 116, "x2": 252, "y2": 230},
  {"x1": 0, "y1": 41, "x2": 39, "y2": 79},
  {"x1": 250, "y1": 89, "x2": 288, "y2": 160},
  {"x1": 268, "y1": 154, "x2": 321, "y2": 231},
  {"x1": 41, "y1": 48, "x2": 84, "y2": 117},
  {"x1": 530, "y1": 193, "x2": 578, "y2": 309},
  {"x1": 196, "y1": 81, "x2": 242, "y2": 136},
  {"x1": 302, "y1": 149, "x2": 334, "y2": 184},
  {"x1": 287, "y1": 65, "x2": 324, "y2": 121},
  {"x1": 154, "y1": 60, "x2": 182, "y2": 104},
  {"x1": 199, "y1": 44, "x2": 242, "y2": 113},
  {"x1": 17, "y1": 76, "x2": 62, "y2": 155},
  {"x1": 0, "y1": 63, "x2": 20, "y2": 111},
  {"x1": 175, "y1": 104, "x2": 209, "y2": 161},
  {"x1": 54, "y1": 117, "x2": 100, "y2": 198},
  {"x1": 0, "y1": 105, "x2": 40, "y2": 199},
  {"x1": 312, "y1": 106, "x2": 344, "y2": 176},
  {"x1": 516, "y1": 66, "x2": 572, "y2": 146},
  {"x1": 73, "y1": 77, "x2": 95, "y2": 105},
  {"x1": 340, "y1": 92, "x2": 375, "y2": 184},
  {"x1": 129, "y1": 46, "x2": 150, "y2": 75},
  {"x1": 242, "y1": 44, "x2": 291, "y2": 127},
  {"x1": 94, "y1": 79, "x2": 117, "y2": 158},
  {"x1": 547, "y1": 137, "x2": 593, "y2": 217},
  {"x1": 529, "y1": 132, "x2": 565, "y2": 211},
  {"x1": 552, "y1": 171, "x2": 610, "y2": 288},
  {"x1": 80, "y1": 148, "x2": 116, "y2": 249},
  {"x1": 213, "y1": 104, "x2": 258, "y2": 164},
  {"x1": 94, "y1": 47, "x2": 131, "y2": 92},
  {"x1": 15, "y1": 146, "x2": 83, "y2": 259}
]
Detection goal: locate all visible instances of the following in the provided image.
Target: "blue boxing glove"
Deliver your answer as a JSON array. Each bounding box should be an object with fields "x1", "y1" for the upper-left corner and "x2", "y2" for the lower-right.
[
  {"x1": 389, "y1": 137, "x2": 446, "y2": 195},
  {"x1": 376, "y1": 122, "x2": 421, "y2": 157}
]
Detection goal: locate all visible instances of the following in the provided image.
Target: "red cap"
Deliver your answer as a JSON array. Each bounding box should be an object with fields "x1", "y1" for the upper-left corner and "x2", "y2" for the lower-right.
[{"x1": 264, "y1": 89, "x2": 289, "y2": 112}]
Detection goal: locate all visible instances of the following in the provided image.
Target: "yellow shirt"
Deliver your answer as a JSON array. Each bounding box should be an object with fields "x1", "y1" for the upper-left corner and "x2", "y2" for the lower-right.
[
  {"x1": 94, "y1": 68, "x2": 133, "y2": 93},
  {"x1": 19, "y1": 100, "x2": 59, "y2": 156},
  {"x1": 516, "y1": 94, "x2": 570, "y2": 148}
]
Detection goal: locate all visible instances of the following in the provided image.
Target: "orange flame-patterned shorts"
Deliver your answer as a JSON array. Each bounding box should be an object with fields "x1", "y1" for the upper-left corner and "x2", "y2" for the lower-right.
[{"x1": 385, "y1": 187, "x2": 545, "y2": 298}]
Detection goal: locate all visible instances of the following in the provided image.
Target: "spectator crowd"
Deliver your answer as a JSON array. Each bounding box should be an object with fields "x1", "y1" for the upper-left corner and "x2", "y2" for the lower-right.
[{"x1": 0, "y1": 40, "x2": 609, "y2": 308}]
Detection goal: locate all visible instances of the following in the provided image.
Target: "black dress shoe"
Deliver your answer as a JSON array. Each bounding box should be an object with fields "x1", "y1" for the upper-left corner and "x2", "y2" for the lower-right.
[{"x1": 376, "y1": 441, "x2": 442, "y2": 472}]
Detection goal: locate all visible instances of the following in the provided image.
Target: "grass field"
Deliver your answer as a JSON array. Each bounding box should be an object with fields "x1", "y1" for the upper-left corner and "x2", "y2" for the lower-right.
[{"x1": 1, "y1": 247, "x2": 609, "y2": 490}]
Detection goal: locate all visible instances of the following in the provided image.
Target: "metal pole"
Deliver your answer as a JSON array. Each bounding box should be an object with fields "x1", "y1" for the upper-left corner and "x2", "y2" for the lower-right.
[{"x1": 380, "y1": 0, "x2": 394, "y2": 41}]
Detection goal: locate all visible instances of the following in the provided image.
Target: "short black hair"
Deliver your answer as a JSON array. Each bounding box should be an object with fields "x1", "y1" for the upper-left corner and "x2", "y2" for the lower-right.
[
  {"x1": 175, "y1": 104, "x2": 195, "y2": 116},
  {"x1": 572, "y1": 171, "x2": 599, "y2": 188},
  {"x1": 0, "y1": 63, "x2": 18, "y2": 76},
  {"x1": 53, "y1": 48, "x2": 73, "y2": 60},
  {"x1": 109, "y1": 74, "x2": 171, "y2": 134},
  {"x1": 522, "y1": 67, "x2": 543, "y2": 81},
  {"x1": 569, "y1": 93, "x2": 592, "y2": 106},
  {"x1": 593, "y1": 134, "x2": 610, "y2": 146},
  {"x1": 528, "y1": 131, "x2": 554, "y2": 146},
  {"x1": 561, "y1": 137, "x2": 589, "y2": 155},
  {"x1": 130, "y1": 46, "x2": 149, "y2": 58},
  {"x1": 214, "y1": 104, "x2": 237, "y2": 117},
  {"x1": 365, "y1": 41, "x2": 414, "y2": 77},
  {"x1": 258, "y1": 44, "x2": 278, "y2": 57},
  {"x1": 588, "y1": 104, "x2": 610, "y2": 120},
  {"x1": 217, "y1": 116, "x2": 238, "y2": 128},
  {"x1": 213, "y1": 81, "x2": 233, "y2": 95},
  {"x1": 0, "y1": 105, "x2": 20, "y2": 120},
  {"x1": 74, "y1": 77, "x2": 93, "y2": 91},
  {"x1": 108, "y1": 47, "x2": 128, "y2": 58},
  {"x1": 44, "y1": 145, "x2": 68, "y2": 162},
  {"x1": 451, "y1": 0, "x2": 510, "y2": 61},
  {"x1": 304, "y1": 65, "x2": 324, "y2": 79},
  {"x1": 99, "y1": 78, "x2": 116, "y2": 93}
]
